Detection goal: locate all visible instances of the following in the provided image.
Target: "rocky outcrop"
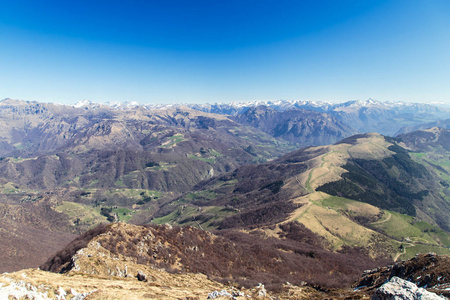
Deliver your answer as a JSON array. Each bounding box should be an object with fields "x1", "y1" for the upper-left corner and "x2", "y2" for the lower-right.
[
  {"x1": 41, "y1": 222, "x2": 384, "y2": 290},
  {"x1": 206, "y1": 284, "x2": 270, "y2": 299},
  {"x1": 371, "y1": 277, "x2": 445, "y2": 300},
  {"x1": 355, "y1": 253, "x2": 450, "y2": 298},
  {"x1": 358, "y1": 253, "x2": 450, "y2": 288},
  {"x1": 0, "y1": 275, "x2": 96, "y2": 300}
]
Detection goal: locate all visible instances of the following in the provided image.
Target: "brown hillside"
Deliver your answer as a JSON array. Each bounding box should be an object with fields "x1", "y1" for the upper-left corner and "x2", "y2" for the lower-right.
[
  {"x1": 0, "y1": 201, "x2": 76, "y2": 272},
  {"x1": 41, "y1": 222, "x2": 387, "y2": 290},
  {"x1": 0, "y1": 100, "x2": 295, "y2": 192}
]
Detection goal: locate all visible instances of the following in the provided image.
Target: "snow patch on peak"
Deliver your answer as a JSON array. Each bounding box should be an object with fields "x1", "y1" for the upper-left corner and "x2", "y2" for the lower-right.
[
  {"x1": 74, "y1": 100, "x2": 96, "y2": 109},
  {"x1": 104, "y1": 101, "x2": 140, "y2": 109}
]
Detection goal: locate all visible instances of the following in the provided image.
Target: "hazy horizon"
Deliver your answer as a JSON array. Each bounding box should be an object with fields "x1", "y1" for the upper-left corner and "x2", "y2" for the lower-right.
[
  {"x1": 1, "y1": 1, "x2": 449, "y2": 105},
  {"x1": 3, "y1": 96, "x2": 450, "y2": 109}
]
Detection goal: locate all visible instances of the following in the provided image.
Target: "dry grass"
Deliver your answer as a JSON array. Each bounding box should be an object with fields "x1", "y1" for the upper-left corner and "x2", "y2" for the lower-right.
[
  {"x1": 281, "y1": 192, "x2": 393, "y2": 259},
  {"x1": 300, "y1": 134, "x2": 393, "y2": 192},
  {"x1": 1, "y1": 267, "x2": 226, "y2": 300},
  {"x1": 0, "y1": 267, "x2": 366, "y2": 300}
]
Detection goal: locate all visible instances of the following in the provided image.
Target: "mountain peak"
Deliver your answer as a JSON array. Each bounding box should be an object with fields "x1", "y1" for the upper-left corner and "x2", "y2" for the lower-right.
[{"x1": 73, "y1": 99, "x2": 97, "y2": 108}]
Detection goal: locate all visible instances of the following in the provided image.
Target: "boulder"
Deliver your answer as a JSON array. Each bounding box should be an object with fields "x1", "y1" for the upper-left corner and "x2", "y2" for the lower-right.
[
  {"x1": 207, "y1": 289, "x2": 232, "y2": 299},
  {"x1": 371, "y1": 277, "x2": 445, "y2": 300},
  {"x1": 136, "y1": 271, "x2": 147, "y2": 282}
]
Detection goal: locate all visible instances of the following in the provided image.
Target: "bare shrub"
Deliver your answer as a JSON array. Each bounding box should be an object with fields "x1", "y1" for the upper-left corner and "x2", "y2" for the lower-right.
[
  {"x1": 43, "y1": 223, "x2": 390, "y2": 290},
  {"x1": 40, "y1": 223, "x2": 108, "y2": 272}
]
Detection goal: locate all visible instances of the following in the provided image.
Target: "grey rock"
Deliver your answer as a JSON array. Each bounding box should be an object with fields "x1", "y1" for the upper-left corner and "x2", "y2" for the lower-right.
[
  {"x1": 207, "y1": 289, "x2": 232, "y2": 299},
  {"x1": 371, "y1": 276, "x2": 445, "y2": 300},
  {"x1": 136, "y1": 271, "x2": 147, "y2": 282}
]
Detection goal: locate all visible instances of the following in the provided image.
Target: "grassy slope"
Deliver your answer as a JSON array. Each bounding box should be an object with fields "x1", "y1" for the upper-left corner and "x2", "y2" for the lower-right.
[
  {"x1": 287, "y1": 193, "x2": 450, "y2": 260},
  {"x1": 150, "y1": 187, "x2": 450, "y2": 261},
  {"x1": 410, "y1": 151, "x2": 450, "y2": 200},
  {"x1": 287, "y1": 134, "x2": 450, "y2": 259},
  {"x1": 150, "y1": 134, "x2": 450, "y2": 260}
]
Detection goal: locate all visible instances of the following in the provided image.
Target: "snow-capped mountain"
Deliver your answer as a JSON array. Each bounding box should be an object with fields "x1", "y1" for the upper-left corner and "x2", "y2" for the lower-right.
[{"x1": 52, "y1": 97, "x2": 450, "y2": 136}]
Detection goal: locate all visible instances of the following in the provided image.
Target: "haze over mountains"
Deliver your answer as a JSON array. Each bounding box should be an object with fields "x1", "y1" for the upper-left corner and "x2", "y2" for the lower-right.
[
  {"x1": 1, "y1": 98, "x2": 450, "y2": 299},
  {"x1": 189, "y1": 98, "x2": 450, "y2": 136}
]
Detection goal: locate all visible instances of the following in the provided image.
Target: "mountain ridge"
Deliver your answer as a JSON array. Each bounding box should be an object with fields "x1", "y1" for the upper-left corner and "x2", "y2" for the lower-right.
[{"x1": 153, "y1": 131, "x2": 450, "y2": 261}]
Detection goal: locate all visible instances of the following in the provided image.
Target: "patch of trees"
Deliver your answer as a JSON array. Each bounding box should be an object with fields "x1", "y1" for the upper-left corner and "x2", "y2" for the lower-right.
[
  {"x1": 218, "y1": 201, "x2": 298, "y2": 229},
  {"x1": 100, "y1": 207, "x2": 115, "y2": 222},
  {"x1": 136, "y1": 197, "x2": 153, "y2": 205},
  {"x1": 336, "y1": 134, "x2": 377, "y2": 146},
  {"x1": 259, "y1": 180, "x2": 284, "y2": 194},
  {"x1": 278, "y1": 222, "x2": 328, "y2": 248},
  {"x1": 243, "y1": 145, "x2": 257, "y2": 156},
  {"x1": 145, "y1": 161, "x2": 159, "y2": 168}
]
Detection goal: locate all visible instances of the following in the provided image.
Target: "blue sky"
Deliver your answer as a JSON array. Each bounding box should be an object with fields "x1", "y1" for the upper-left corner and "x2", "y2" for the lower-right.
[{"x1": 1, "y1": 0, "x2": 449, "y2": 105}]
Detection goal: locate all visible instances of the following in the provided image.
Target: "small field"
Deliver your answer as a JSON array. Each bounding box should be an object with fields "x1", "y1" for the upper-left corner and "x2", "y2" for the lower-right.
[
  {"x1": 55, "y1": 201, "x2": 107, "y2": 230},
  {"x1": 152, "y1": 205, "x2": 236, "y2": 230}
]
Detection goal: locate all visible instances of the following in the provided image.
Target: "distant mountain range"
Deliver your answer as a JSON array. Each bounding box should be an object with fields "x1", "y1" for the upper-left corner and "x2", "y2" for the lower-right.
[
  {"x1": 66, "y1": 98, "x2": 450, "y2": 136},
  {"x1": 188, "y1": 98, "x2": 450, "y2": 136},
  {"x1": 4, "y1": 98, "x2": 450, "y2": 145}
]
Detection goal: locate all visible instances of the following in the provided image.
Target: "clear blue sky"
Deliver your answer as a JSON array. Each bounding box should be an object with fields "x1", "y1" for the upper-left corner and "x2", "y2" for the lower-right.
[{"x1": 1, "y1": 0, "x2": 449, "y2": 105}]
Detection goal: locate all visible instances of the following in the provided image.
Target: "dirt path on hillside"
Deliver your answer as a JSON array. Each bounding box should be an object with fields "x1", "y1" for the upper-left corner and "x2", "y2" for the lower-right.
[
  {"x1": 371, "y1": 211, "x2": 392, "y2": 224},
  {"x1": 393, "y1": 242, "x2": 414, "y2": 261}
]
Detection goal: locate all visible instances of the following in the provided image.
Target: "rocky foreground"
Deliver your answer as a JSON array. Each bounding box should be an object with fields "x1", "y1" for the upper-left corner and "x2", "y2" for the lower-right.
[{"x1": 1, "y1": 222, "x2": 448, "y2": 299}]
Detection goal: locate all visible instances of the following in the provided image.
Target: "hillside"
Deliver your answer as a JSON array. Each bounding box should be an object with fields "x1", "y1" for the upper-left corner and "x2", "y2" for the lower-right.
[
  {"x1": 0, "y1": 198, "x2": 76, "y2": 272},
  {"x1": 232, "y1": 106, "x2": 354, "y2": 146},
  {"x1": 0, "y1": 100, "x2": 295, "y2": 192},
  {"x1": 40, "y1": 223, "x2": 384, "y2": 289},
  {"x1": 395, "y1": 127, "x2": 450, "y2": 229},
  {"x1": 397, "y1": 126, "x2": 450, "y2": 152},
  {"x1": 1, "y1": 223, "x2": 447, "y2": 299},
  {"x1": 396, "y1": 118, "x2": 450, "y2": 135},
  {"x1": 154, "y1": 131, "x2": 450, "y2": 260}
]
